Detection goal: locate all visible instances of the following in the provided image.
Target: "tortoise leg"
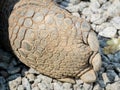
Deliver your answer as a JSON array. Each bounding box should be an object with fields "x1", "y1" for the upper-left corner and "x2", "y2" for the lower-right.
[
  {"x1": 80, "y1": 69, "x2": 96, "y2": 83},
  {"x1": 58, "y1": 78, "x2": 75, "y2": 84}
]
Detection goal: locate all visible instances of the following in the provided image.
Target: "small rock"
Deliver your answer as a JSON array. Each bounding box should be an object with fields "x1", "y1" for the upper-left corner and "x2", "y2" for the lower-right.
[
  {"x1": 93, "y1": 83, "x2": 103, "y2": 90},
  {"x1": 0, "y1": 62, "x2": 9, "y2": 69},
  {"x1": 83, "y1": 83, "x2": 93, "y2": 90},
  {"x1": 111, "y1": 16, "x2": 120, "y2": 29},
  {"x1": 99, "y1": 27, "x2": 117, "y2": 38},
  {"x1": 0, "y1": 70, "x2": 9, "y2": 78},
  {"x1": 38, "y1": 82, "x2": 51, "y2": 90},
  {"x1": 0, "y1": 82, "x2": 6, "y2": 90},
  {"x1": 18, "y1": 85, "x2": 24, "y2": 90},
  {"x1": 0, "y1": 76, "x2": 6, "y2": 83},
  {"x1": 53, "y1": 82, "x2": 64, "y2": 90},
  {"x1": 73, "y1": 84, "x2": 83, "y2": 90},
  {"x1": 21, "y1": 68, "x2": 29, "y2": 76},
  {"x1": 101, "y1": 1, "x2": 111, "y2": 10},
  {"x1": 98, "y1": 0, "x2": 107, "y2": 4},
  {"x1": 28, "y1": 68, "x2": 40, "y2": 74},
  {"x1": 26, "y1": 73, "x2": 35, "y2": 82},
  {"x1": 96, "y1": 22, "x2": 113, "y2": 33},
  {"x1": 8, "y1": 66, "x2": 21, "y2": 74},
  {"x1": 114, "y1": 51, "x2": 120, "y2": 63},
  {"x1": 102, "y1": 73, "x2": 111, "y2": 84},
  {"x1": 107, "y1": 0, "x2": 120, "y2": 17},
  {"x1": 105, "y1": 84, "x2": 111, "y2": 90},
  {"x1": 63, "y1": 83, "x2": 72, "y2": 90},
  {"x1": 7, "y1": 74, "x2": 21, "y2": 81},
  {"x1": 78, "y1": 2, "x2": 89, "y2": 11},
  {"x1": 32, "y1": 78, "x2": 41, "y2": 88},
  {"x1": 32, "y1": 86, "x2": 40, "y2": 90},
  {"x1": 90, "y1": 0, "x2": 100, "y2": 10},
  {"x1": 22, "y1": 77, "x2": 31, "y2": 90},
  {"x1": 98, "y1": 80, "x2": 106, "y2": 88},
  {"x1": 9, "y1": 76, "x2": 22, "y2": 90},
  {"x1": 106, "y1": 64, "x2": 115, "y2": 70},
  {"x1": 107, "y1": 70, "x2": 117, "y2": 82},
  {"x1": 107, "y1": 81, "x2": 120, "y2": 90}
]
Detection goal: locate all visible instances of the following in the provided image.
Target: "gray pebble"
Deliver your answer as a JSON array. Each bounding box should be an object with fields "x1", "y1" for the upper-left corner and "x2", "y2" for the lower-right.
[
  {"x1": 107, "y1": 0, "x2": 120, "y2": 17},
  {"x1": 107, "y1": 70, "x2": 118, "y2": 82},
  {"x1": 0, "y1": 62, "x2": 9, "y2": 69},
  {"x1": 0, "y1": 77, "x2": 6, "y2": 90},
  {"x1": 7, "y1": 74, "x2": 21, "y2": 81},
  {"x1": 98, "y1": 80, "x2": 106, "y2": 88},
  {"x1": 8, "y1": 66, "x2": 21, "y2": 74},
  {"x1": 65, "y1": 0, "x2": 81, "y2": 5}
]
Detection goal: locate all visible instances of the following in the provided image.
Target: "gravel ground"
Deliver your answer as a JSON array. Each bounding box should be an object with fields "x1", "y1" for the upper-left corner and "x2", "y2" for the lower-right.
[{"x1": 0, "y1": 0, "x2": 120, "y2": 90}]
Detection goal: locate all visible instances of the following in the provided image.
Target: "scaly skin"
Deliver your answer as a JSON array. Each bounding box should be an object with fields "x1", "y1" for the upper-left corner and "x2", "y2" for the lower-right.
[{"x1": 8, "y1": 0, "x2": 101, "y2": 83}]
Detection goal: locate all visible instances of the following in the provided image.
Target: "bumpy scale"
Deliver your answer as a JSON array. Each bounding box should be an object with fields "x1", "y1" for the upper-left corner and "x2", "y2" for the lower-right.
[{"x1": 8, "y1": 0, "x2": 102, "y2": 83}]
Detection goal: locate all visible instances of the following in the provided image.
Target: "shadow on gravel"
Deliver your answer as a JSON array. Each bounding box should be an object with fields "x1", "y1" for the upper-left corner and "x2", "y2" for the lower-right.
[
  {"x1": 0, "y1": 0, "x2": 19, "y2": 52},
  {"x1": 0, "y1": 0, "x2": 30, "y2": 90}
]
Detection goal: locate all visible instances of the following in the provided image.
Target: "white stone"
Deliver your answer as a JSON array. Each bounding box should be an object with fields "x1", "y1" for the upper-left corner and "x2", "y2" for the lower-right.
[
  {"x1": 99, "y1": 27, "x2": 117, "y2": 38},
  {"x1": 107, "y1": 0, "x2": 120, "y2": 17},
  {"x1": 63, "y1": 83, "x2": 72, "y2": 90},
  {"x1": 78, "y1": 2, "x2": 89, "y2": 11},
  {"x1": 96, "y1": 22, "x2": 113, "y2": 32},
  {"x1": 111, "y1": 17, "x2": 120, "y2": 29},
  {"x1": 38, "y1": 82, "x2": 50, "y2": 90},
  {"x1": 93, "y1": 84, "x2": 103, "y2": 90},
  {"x1": 83, "y1": 83, "x2": 93, "y2": 90},
  {"x1": 22, "y1": 77, "x2": 31, "y2": 90},
  {"x1": 26, "y1": 73, "x2": 35, "y2": 82},
  {"x1": 102, "y1": 73, "x2": 110, "y2": 84},
  {"x1": 65, "y1": 4, "x2": 80, "y2": 12},
  {"x1": 108, "y1": 81, "x2": 120, "y2": 90},
  {"x1": 32, "y1": 87, "x2": 39, "y2": 90},
  {"x1": 53, "y1": 83, "x2": 64, "y2": 90},
  {"x1": 18, "y1": 85, "x2": 24, "y2": 90},
  {"x1": 98, "y1": 0, "x2": 107, "y2": 4}
]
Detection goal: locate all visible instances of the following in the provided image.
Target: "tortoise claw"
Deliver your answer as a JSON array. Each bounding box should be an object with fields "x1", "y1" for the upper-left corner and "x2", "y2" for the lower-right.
[
  {"x1": 88, "y1": 31, "x2": 99, "y2": 52},
  {"x1": 80, "y1": 69, "x2": 96, "y2": 83},
  {"x1": 91, "y1": 53, "x2": 102, "y2": 72},
  {"x1": 58, "y1": 78, "x2": 75, "y2": 84}
]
